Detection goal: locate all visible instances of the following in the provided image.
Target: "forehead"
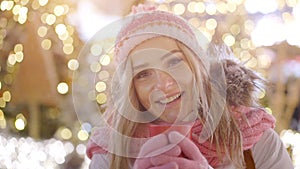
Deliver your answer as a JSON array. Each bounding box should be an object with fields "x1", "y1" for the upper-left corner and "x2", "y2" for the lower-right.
[
  {"x1": 130, "y1": 36, "x2": 178, "y2": 54},
  {"x1": 129, "y1": 37, "x2": 180, "y2": 66}
]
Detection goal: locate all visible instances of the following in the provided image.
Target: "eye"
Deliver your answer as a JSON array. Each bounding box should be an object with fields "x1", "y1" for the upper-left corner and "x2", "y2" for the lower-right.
[
  {"x1": 135, "y1": 69, "x2": 152, "y2": 80},
  {"x1": 167, "y1": 57, "x2": 183, "y2": 67}
]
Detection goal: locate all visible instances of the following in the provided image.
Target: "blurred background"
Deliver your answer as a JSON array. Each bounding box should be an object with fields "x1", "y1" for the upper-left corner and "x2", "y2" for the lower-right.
[{"x1": 0, "y1": 0, "x2": 300, "y2": 168}]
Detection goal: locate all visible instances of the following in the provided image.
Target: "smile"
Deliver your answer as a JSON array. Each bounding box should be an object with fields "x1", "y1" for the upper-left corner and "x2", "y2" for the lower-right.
[{"x1": 158, "y1": 93, "x2": 181, "y2": 104}]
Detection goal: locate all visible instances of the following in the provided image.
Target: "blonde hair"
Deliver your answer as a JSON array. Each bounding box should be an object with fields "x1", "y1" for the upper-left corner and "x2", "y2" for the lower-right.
[{"x1": 107, "y1": 37, "x2": 245, "y2": 169}]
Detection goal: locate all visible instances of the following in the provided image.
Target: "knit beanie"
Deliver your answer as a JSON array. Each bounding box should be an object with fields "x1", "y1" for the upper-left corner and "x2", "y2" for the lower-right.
[{"x1": 114, "y1": 5, "x2": 209, "y2": 64}]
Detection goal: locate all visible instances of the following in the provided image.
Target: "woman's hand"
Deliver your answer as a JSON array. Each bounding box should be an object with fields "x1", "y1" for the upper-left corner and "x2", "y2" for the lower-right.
[
  {"x1": 150, "y1": 131, "x2": 209, "y2": 169},
  {"x1": 133, "y1": 134, "x2": 181, "y2": 169}
]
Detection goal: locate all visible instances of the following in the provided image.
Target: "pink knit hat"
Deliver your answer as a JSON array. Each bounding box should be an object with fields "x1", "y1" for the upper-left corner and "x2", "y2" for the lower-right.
[{"x1": 114, "y1": 5, "x2": 207, "y2": 64}]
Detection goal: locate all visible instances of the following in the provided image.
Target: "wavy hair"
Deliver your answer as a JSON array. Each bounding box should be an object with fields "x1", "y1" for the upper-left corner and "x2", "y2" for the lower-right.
[{"x1": 107, "y1": 37, "x2": 246, "y2": 169}]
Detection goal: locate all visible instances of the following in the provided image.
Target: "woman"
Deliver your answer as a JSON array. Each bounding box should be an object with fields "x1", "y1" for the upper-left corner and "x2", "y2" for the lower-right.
[{"x1": 86, "y1": 5, "x2": 293, "y2": 169}]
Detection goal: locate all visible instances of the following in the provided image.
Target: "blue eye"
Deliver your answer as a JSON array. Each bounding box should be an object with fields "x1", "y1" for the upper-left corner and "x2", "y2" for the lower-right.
[{"x1": 168, "y1": 57, "x2": 183, "y2": 67}]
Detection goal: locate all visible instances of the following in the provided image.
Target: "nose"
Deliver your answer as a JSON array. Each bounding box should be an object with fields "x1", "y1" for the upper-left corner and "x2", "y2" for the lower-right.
[{"x1": 154, "y1": 70, "x2": 175, "y2": 90}]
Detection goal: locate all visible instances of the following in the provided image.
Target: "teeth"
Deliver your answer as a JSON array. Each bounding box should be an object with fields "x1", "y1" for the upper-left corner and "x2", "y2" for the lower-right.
[{"x1": 159, "y1": 93, "x2": 181, "y2": 104}]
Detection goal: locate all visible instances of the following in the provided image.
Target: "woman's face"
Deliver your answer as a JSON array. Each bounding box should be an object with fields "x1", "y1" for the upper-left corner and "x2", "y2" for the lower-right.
[{"x1": 130, "y1": 37, "x2": 195, "y2": 123}]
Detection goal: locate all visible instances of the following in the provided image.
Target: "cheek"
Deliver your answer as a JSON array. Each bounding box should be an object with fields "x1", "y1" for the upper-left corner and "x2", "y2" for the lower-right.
[
  {"x1": 170, "y1": 66, "x2": 193, "y2": 87},
  {"x1": 133, "y1": 81, "x2": 152, "y2": 109}
]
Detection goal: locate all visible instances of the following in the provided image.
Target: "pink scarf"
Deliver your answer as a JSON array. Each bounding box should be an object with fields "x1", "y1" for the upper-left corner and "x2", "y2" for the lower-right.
[
  {"x1": 87, "y1": 106, "x2": 275, "y2": 167},
  {"x1": 190, "y1": 107, "x2": 275, "y2": 167}
]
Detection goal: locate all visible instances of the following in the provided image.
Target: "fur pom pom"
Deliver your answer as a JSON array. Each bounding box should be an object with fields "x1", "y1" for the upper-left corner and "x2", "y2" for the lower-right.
[{"x1": 207, "y1": 43, "x2": 266, "y2": 107}]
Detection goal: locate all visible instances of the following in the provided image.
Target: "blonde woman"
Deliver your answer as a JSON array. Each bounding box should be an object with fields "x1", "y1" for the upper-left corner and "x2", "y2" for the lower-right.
[{"x1": 85, "y1": 5, "x2": 293, "y2": 169}]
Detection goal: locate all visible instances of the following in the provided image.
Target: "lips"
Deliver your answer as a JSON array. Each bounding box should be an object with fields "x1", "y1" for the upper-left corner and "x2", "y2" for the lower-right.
[{"x1": 156, "y1": 92, "x2": 182, "y2": 104}]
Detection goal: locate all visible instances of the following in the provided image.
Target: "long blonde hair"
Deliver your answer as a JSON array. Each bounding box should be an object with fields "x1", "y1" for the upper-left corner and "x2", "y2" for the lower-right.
[{"x1": 107, "y1": 38, "x2": 244, "y2": 169}]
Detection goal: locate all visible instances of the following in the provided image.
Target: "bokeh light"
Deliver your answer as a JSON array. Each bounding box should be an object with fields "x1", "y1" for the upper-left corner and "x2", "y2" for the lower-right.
[{"x1": 57, "y1": 82, "x2": 69, "y2": 95}]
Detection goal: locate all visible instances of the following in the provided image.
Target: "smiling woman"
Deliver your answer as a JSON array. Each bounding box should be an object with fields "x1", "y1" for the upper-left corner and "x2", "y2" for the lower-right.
[
  {"x1": 130, "y1": 37, "x2": 195, "y2": 123},
  {"x1": 85, "y1": 4, "x2": 293, "y2": 169}
]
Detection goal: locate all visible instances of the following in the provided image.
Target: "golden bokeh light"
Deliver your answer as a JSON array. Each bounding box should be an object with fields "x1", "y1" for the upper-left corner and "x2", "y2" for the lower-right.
[
  {"x1": 41, "y1": 12, "x2": 48, "y2": 24},
  {"x1": 58, "y1": 31, "x2": 69, "y2": 40},
  {"x1": 39, "y1": 0, "x2": 48, "y2": 6},
  {"x1": 54, "y1": 5, "x2": 65, "y2": 16},
  {"x1": 15, "y1": 113, "x2": 27, "y2": 131},
  {"x1": 63, "y1": 37, "x2": 73, "y2": 45},
  {"x1": 18, "y1": 15, "x2": 27, "y2": 24},
  {"x1": 67, "y1": 59, "x2": 79, "y2": 71},
  {"x1": 206, "y1": 3, "x2": 217, "y2": 15},
  {"x1": 0, "y1": 1, "x2": 8, "y2": 11},
  {"x1": 19, "y1": 6, "x2": 28, "y2": 16},
  {"x1": 99, "y1": 54, "x2": 110, "y2": 66},
  {"x1": 227, "y1": 2, "x2": 237, "y2": 13},
  {"x1": 37, "y1": 26, "x2": 48, "y2": 37},
  {"x1": 222, "y1": 33, "x2": 235, "y2": 46},
  {"x1": 12, "y1": 4, "x2": 21, "y2": 15},
  {"x1": 95, "y1": 81, "x2": 106, "y2": 93},
  {"x1": 172, "y1": 3, "x2": 185, "y2": 15},
  {"x1": 77, "y1": 130, "x2": 89, "y2": 141},
  {"x1": 8, "y1": 54, "x2": 16, "y2": 65},
  {"x1": 31, "y1": 0, "x2": 40, "y2": 10},
  {"x1": 60, "y1": 127, "x2": 72, "y2": 140},
  {"x1": 187, "y1": 1, "x2": 197, "y2": 13},
  {"x1": 41, "y1": 39, "x2": 52, "y2": 50},
  {"x1": 55, "y1": 24, "x2": 67, "y2": 35},
  {"x1": 194, "y1": 2, "x2": 205, "y2": 13},
  {"x1": 63, "y1": 44, "x2": 74, "y2": 55},
  {"x1": 14, "y1": 44, "x2": 23, "y2": 53},
  {"x1": 0, "y1": 98, "x2": 5, "y2": 108},
  {"x1": 96, "y1": 93, "x2": 107, "y2": 104},
  {"x1": 2, "y1": 91, "x2": 11, "y2": 102},
  {"x1": 98, "y1": 70, "x2": 110, "y2": 81},
  {"x1": 216, "y1": 2, "x2": 227, "y2": 14},
  {"x1": 240, "y1": 38, "x2": 250, "y2": 49},
  {"x1": 45, "y1": 14, "x2": 56, "y2": 25},
  {"x1": 1, "y1": 1, "x2": 13, "y2": 11},
  {"x1": 90, "y1": 44, "x2": 103, "y2": 56},
  {"x1": 90, "y1": 62, "x2": 101, "y2": 73},
  {"x1": 206, "y1": 18, "x2": 217, "y2": 30},
  {"x1": 57, "y1": 82, "x2": 69, "y2": 94},
  {"x1": 15, "y1": 118, "x2": 25, "y2": 130},
  {"x1": 15, "y1": 52, "x2": 24, "y2": 62}
]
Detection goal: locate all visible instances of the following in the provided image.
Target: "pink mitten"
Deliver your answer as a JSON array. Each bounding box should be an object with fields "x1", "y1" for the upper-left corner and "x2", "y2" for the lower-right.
[
  {"x1": 150, "y1": 131, "x2": 209, "y2": 169},
  {"x1": 133, "y1": 134, "x2": 181, "y2": 169}
]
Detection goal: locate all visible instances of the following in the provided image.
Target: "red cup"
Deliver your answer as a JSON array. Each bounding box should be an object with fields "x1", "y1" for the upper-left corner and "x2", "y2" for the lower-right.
[{"x1": 148, "y1": 123, "x2": 192, "y2": 139}]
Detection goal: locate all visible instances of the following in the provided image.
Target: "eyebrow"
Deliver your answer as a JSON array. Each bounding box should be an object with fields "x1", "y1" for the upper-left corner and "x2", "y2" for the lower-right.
[{"x1": 132, "y1": 49, "x2": 182, "y2": 72}]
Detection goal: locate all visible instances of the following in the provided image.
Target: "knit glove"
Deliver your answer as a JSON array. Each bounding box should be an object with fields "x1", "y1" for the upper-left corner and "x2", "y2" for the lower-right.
[
  {"x1": 150, "y1": 131, "x2": 209, "y2": 169},
  {"x1": 133, "y1": 134, "x2": 181, "y2": 169}
]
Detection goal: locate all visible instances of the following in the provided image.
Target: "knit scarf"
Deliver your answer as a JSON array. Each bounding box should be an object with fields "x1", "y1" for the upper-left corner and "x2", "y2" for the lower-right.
[
  {"x1": 86, "y1": 106, "x2": 275, "y2": 168},
  {"x1": 190, "y1": 107, "x2": 275, "y2": 167}
]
